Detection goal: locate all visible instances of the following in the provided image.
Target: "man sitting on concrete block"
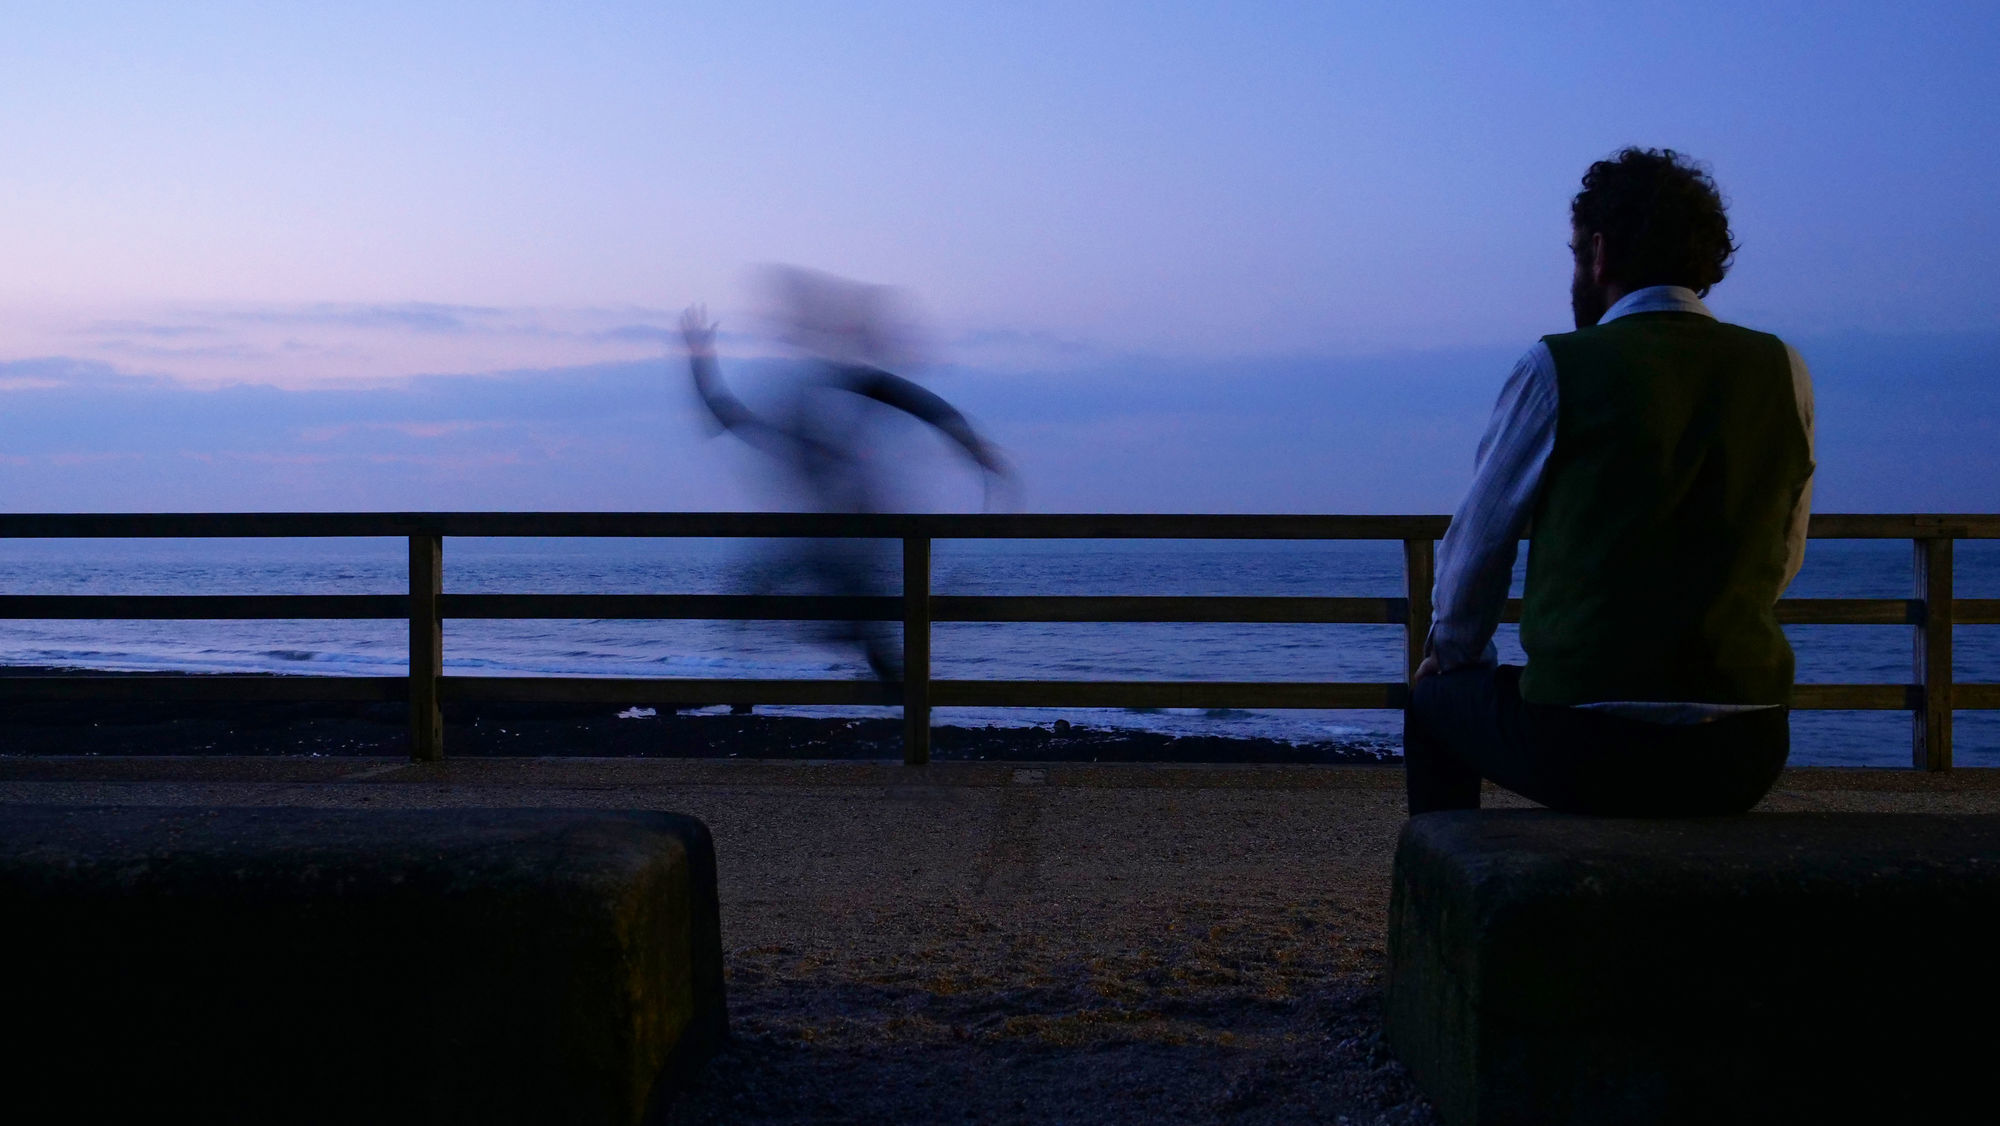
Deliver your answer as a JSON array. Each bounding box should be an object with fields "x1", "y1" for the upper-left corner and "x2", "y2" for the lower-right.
[{"x1": 1407, "y1": 148, "x2": 1815, "y2": 816}]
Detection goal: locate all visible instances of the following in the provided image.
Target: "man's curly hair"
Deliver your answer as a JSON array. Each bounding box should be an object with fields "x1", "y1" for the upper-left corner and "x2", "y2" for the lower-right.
[{"x1": 1571, "y1": 148, "x2": 1737, "y2": 296}]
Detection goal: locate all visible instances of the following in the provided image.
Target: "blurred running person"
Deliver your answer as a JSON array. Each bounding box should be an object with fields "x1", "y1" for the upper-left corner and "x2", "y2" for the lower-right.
[{"x1": 678, "y1": 266, "x2": 1010, "y2": 680}]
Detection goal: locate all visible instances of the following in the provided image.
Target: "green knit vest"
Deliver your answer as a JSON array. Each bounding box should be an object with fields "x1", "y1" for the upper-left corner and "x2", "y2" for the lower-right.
[{"x1": 1518, "y1": 312, "x2": 1811, "y2": 706}]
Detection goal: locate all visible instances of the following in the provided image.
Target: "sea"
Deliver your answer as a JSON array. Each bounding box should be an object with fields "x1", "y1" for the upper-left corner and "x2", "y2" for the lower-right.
[{"x1": 0, "y1": 534, "x2": 1994, "y2": 768}]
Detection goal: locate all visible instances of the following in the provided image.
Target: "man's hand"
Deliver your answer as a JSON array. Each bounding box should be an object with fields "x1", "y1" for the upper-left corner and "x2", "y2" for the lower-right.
[
  {"x1": 679, "y1": 305, "x2": 717, "y2": 360},
  {"x1": 1411, "y1": 655, "x2": 1441, "y2": 687},
  {"x1": 970, "y1": 438, "x2": 1011, "y2": 480}
]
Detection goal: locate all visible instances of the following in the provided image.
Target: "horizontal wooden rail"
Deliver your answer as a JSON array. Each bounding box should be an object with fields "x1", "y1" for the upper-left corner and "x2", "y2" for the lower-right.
[
  {"x1": 1491, "y1": 598, "x2": 1934, "y2": 626},
  {"x1": 1958, "y1": 600, "x2": 2000, "y2": 626},
  {"x1": 1960, "y1": 685, "x2": 2000, "y2": 710},
  {"x1": 1776, "y1": 599, "x2": 1923, "y2": 626},
  {"x1": 0, "y1": 593, "x2": 1986, "y2": 628},
  {"x1": 0, "y1": 512, "x2": 1458, "y2": 540},
  {"x1": 931, "y1": 680, "x2": 1405, "y2": 709},
  {"x1": 2, "y1": 675, "x2": 1971, "y2": 713},
  {"x1": 932, "y1": 595, "x2": 1405, "y2": 624},
  {"x1": 1788, "y1": 684, "x2": 1922, "y2": 710},
  {"x1": 5, "y1": 511, "x2": 1998, "y2": 540},
  {"x1": 440, "y1": 593, "x2": 898, "y2": 622},
  {"x1": 1805, "y1": 514, "x2": 2000, "y2": 539},
  {"x1": 439, "y1": 593, "x2": 1403, "y2": 626}
]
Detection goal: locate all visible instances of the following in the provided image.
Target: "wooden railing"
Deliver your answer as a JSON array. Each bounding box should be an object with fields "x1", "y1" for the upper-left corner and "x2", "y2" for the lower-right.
[{"x1": 0, "y1": 512, "x2": 1994, "y2": 769}]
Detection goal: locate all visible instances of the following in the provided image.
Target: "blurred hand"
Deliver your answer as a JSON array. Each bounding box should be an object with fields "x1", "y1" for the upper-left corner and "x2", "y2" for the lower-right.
[
  {"x1": 679, "y1": 305, "x2": 717, "y2": 360},
  {"x1": 972, "y1": 441, "x2": 1019, "y2": 511},
  {"x1": 972, "y1": 438, "x2": 1011, "y2": 479}
]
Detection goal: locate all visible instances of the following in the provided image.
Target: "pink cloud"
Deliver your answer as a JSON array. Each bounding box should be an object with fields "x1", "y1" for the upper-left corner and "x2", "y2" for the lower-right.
[{"x1": 48, "y1": 451, "x2": 145, "y2": 466}]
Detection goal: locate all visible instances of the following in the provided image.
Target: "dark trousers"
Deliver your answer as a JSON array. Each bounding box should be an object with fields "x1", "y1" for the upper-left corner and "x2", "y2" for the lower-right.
[{"x1": 1404, "y1": 664, "x2": 1790, "y2": 816}]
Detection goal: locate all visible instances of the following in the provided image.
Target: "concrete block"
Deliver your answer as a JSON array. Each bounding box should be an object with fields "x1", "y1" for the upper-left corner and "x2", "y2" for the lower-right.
[
  {"x1": 0, "y1": 805, "x2": 725, "y2": 1124},
  {"x1": 1386, "y1": 811, "x2": 2000, "y2": 1125}
]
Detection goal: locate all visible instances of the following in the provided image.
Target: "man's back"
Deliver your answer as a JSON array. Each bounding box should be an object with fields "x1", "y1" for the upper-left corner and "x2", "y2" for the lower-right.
[{"x1": 1521, "y1": 310, "x2": 1813, "y2": 707}]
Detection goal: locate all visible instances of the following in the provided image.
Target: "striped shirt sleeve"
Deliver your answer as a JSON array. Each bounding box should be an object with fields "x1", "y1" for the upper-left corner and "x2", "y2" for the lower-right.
[{"x1": 1428, "y1": 343, "x2": 1557, "y2": 671}]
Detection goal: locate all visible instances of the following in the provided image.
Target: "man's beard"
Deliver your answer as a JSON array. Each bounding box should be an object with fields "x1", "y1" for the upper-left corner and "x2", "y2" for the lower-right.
[{"x1": 1570, "y1": 273, "x2": 1607, "y2": 329}]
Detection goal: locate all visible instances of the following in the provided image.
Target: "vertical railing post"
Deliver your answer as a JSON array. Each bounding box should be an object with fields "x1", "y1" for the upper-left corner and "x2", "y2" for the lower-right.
[
  {"x1": 902, "y1": 535, "x2": 932, "y2": 765},
  {"x1": 1403, "y1": 538, "x2": 1436, "y2": 685},
  {"x1": 409, "y1": 533, "x2": 444, "y2": 762},
  {"x1": 1914, "y1": 535, "x2": 1954, "y2": 771}
]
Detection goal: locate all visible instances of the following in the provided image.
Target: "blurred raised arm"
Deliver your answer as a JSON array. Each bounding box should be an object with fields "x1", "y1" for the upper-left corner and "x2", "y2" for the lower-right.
[
  {"x1": 680, "y1": 305, "x2": 770, "y2": 441},
  {"x1": 843, "y1": 367, "x2": 1010, "y2": 476}
]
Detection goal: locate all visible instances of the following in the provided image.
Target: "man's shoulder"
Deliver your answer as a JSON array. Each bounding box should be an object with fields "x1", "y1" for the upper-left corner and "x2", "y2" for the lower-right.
[
  {"x1": 1707, "y1": 317, "x2": 1789, "y2": 348},
  {"x1": 1543, "y1": 315, "x2": 1787, "y2": 356}
]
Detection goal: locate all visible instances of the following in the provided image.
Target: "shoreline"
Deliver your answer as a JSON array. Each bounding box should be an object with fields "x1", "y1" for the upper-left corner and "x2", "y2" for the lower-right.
[{"x1": 0, "y1": 666, "x2": 1398, "y2": 763}]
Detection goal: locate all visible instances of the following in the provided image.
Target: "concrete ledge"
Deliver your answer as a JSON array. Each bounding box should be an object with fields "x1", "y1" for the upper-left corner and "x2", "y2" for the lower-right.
[
  {"x1": 0, "y1": 805, "x2": 725, "y2": 1124},
  {"x1": 1386, "y1": 811, "x2": 2000, "y2": 1125}
]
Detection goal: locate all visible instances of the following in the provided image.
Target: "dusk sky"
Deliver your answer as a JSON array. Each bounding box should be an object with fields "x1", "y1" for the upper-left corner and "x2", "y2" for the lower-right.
[{"x1": 3, "y1": 3, "x2": 1996, "y2": 513}]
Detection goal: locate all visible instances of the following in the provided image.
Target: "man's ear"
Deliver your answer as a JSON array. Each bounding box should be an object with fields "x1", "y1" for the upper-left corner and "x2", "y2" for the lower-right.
[{"x1": 1589, "y1": 231, "x2": 1610, "y2": 288}]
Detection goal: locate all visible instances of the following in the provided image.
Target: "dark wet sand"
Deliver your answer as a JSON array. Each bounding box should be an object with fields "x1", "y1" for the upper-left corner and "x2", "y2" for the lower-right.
[{"x1": 0, "y1": 666, "x2": 1396, "y2": 764}]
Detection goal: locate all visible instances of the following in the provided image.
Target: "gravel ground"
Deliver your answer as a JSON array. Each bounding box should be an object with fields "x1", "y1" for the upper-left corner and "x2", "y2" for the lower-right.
[
  {"x1": 651, "y1": 762, "x2": 1439, "y2": 1122},
  {"x1": 666, "y1": 904, "x2": 1436, "y2": 1125}
]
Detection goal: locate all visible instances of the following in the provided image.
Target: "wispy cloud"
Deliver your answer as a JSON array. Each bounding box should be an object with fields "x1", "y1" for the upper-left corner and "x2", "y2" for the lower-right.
[
  {"x1": 11, "y1": 299, "x2": 1093, "y2": 390},
  {"x1": 216, "y1": 302, "x2": 508, "y2": 333},
  {"x1": 78, "y1": 320, "x2": 226, "y2": 339},
  {"x1": 90, "y1": 339, "x2": 277, "y2": 362},
  {"x1": 47, "y1": 451, "x2": 146, "y2": 467},
  {"x1": 7, "y1": 302, "x2": 693, "y2": 389},
  {"x1": 0, "y1": 357, "x2": 173, "y2": 392},
  {"x1": 297, "y1": 419, "x2": 511, "y2": 442}
]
